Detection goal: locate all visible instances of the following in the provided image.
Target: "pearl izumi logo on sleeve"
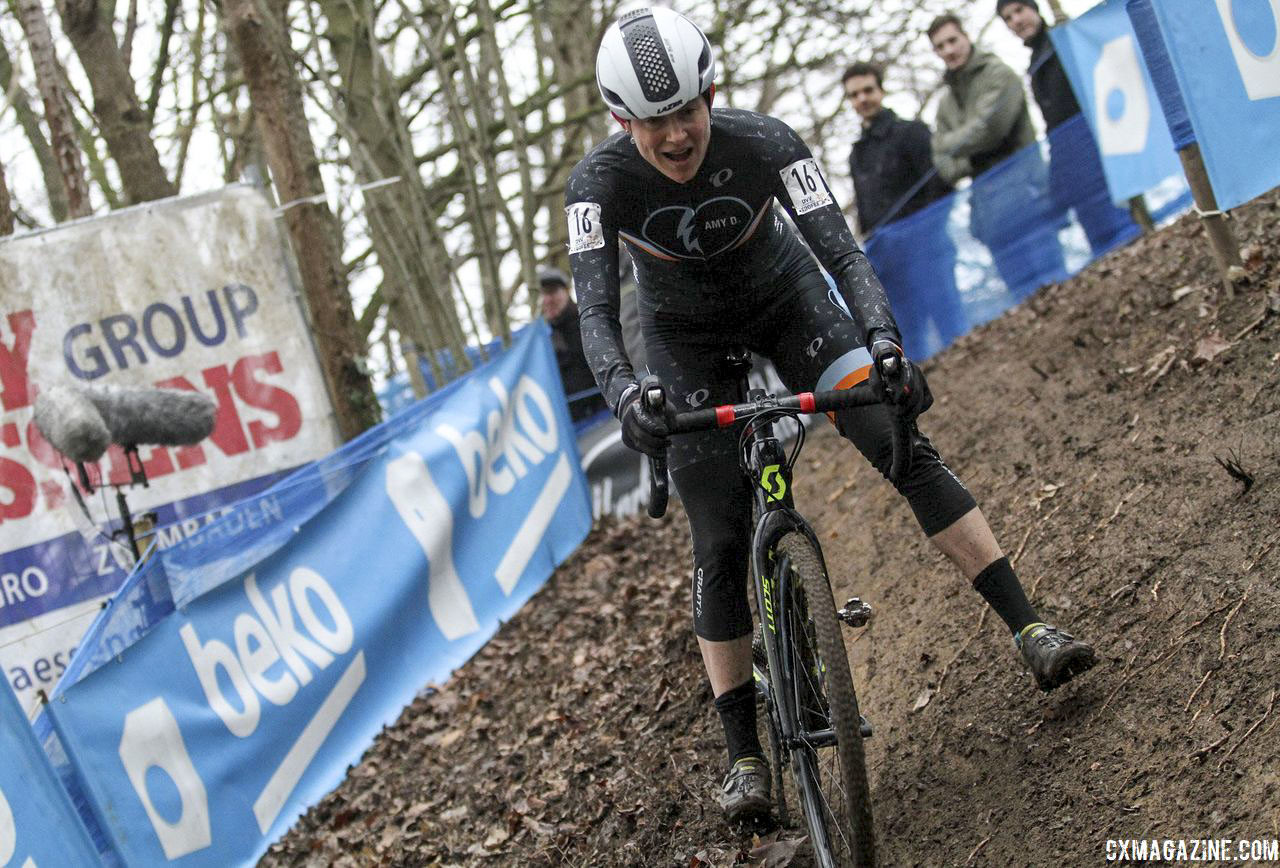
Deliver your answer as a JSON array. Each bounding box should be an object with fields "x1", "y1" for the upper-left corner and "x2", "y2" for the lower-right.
[
  {"x1": 780, "y1": 158, "x2": 834, "y2": 214},
  {"x1": 566, "y1": 202, "x2": 605, "y2": 254}
]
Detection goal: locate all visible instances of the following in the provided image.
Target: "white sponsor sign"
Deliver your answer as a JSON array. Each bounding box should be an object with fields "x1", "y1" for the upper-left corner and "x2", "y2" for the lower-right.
[{"x1": 0, "y1": 185, "x2": 340, "y2": 709}]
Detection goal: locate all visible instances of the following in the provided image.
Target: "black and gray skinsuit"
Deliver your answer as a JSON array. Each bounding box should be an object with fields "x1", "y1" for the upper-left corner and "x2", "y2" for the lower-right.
[{"x1": 566, "y1": 108, "x2": 975, "y2": 640}]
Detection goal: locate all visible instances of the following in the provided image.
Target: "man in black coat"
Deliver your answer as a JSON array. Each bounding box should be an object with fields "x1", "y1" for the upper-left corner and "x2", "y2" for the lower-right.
[
  {"x1": 844, "y1": 61, "x2": 968, "y2": 359},
  {"x1": 538, "y1": 267, "x2": 608, "y2": 423},
  {"x1": 998, "y1": 0, "x2": 1139, "y2": 257}
]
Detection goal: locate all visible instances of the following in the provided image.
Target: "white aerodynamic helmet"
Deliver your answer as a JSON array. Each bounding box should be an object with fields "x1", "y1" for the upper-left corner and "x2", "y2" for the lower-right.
[{"x1": 596, "y1": 7, "x2": 716, "y2": 120}]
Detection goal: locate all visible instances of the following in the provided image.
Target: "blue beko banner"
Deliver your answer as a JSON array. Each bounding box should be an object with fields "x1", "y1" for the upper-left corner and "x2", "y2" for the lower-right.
[
  {"x1": 1144, "y1": 0, "x2": 1280, "y2": 210},
  {"x1": 1050, "y1": 0, "x2": 1182, "y2": 202},
  {"x1": 44, "y1": 323, "x2": 591, "y2": 865},
  {"x1": 0, "y1": 681, "x2": 101, "y2": 867}
]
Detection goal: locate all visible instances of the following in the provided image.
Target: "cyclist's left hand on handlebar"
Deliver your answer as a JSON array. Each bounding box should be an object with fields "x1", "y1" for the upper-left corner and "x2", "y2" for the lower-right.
[
  {"x1": 618, "y1": 384, "x2": 670, "y2": 458},
  {"x1": 868, "y1": 338, "x2": 933, "y2": 420}
]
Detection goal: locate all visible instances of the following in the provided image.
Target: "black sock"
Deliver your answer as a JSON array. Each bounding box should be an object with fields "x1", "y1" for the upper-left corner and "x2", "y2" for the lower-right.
[
  {"x1": 713, "y1": 681, "x2": 762, "y2": 765},
  {"x1": 972, "y1": 557, "x2": 1040, "y2": 635}
]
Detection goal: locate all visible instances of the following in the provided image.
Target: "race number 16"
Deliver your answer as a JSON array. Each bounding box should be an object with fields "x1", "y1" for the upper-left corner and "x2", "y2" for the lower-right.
[
  {"x1": 566, "y1": 202, "x2": 605, "y2": 254},
  {"x1": 781, "y1": 158, "x2": 834, "y2": 215}
]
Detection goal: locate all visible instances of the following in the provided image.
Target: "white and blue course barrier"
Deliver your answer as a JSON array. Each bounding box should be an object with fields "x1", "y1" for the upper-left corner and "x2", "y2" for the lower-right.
[
  {"x1": 41, "y1": 321, "x2": 591, "y2": 866},
  {"x1": 1130, "y1": 0, "x2": 1280, "y2": 210},
  {"x1": 1050, "y1": 0, "x2": 1183, "y2": 203},
  {"x1": 1, "y1": 679, "x2": 101, "y2": 867}
]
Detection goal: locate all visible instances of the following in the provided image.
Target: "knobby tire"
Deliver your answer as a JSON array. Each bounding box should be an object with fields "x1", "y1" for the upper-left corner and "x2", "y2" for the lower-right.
[{"x1": 775, "y1": 532, "x2": 875, "y2": 868}]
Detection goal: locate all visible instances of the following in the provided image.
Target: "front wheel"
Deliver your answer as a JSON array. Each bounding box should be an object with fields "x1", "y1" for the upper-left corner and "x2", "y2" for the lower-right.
[{"x1": 775, "y1": 532, "x2": 875, "y2": 867}]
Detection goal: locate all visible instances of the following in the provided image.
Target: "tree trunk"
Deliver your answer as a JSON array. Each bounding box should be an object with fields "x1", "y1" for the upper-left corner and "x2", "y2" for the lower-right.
[
  {"x1": 0, "y1": 40, "x2": 69, "y2": 221},
  {"x1": 418, "y1": 2, "x2": 509, "y2": 343},
  {"x1": 16, "y1": 0, "x2": 92, "y2": 218},
  {"x1": 317, "y1": 0, "x2": 471, "y2": 379},
  {"x1": 223, "y1": 0, "x2": 381, "y2": 439},
  {"x1": 0, "y1": 160, "x2": 14, "y2": 235},
  {"x1": 56, "y1": 0, "x2": 177, "y2": 203}
]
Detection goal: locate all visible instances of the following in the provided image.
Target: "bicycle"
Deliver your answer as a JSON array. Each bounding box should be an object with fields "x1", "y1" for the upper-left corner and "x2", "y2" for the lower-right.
[{"x1": 643, "y1": 348, "x2": 914, "y2": 868}]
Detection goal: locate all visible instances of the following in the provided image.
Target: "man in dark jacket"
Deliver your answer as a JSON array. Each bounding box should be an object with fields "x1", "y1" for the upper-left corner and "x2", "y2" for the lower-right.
[
  {"x1": 998, "y1": 0, "x2": 1139, "y2": 257},
  {"x1": 844, "y1": 61, "x2": 968, "y2": 359},
  {"x1": 538, "y1": 267, "x2": 608, "y2": 423},
  {"x1": 928, "y1": 12, "x2": 1068, "y2": 302}
]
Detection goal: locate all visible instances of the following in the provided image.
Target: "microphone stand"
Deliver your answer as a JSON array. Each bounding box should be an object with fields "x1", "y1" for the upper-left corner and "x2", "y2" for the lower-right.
[
  {"x1": 71, "y1": 445, "x2": 156, "y2": 565},
  {"x1": 115, "y1": 446, "x2": 148, "y2": 561}
]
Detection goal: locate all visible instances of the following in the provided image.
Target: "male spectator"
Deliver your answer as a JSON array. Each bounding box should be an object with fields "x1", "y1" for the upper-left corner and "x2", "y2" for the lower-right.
[
  {"x1": 998, "y1": 0, "x2": 1139, "y2": 257},
  {"x1": 844, "y1": 61, "x2": 968, "y2": 359},
  {"x1": 538, "y1": 267, "x2": 608, "y2": 422},
  {"x1": 928, "y1": 12, "x2": 1068, "y2": 301}
]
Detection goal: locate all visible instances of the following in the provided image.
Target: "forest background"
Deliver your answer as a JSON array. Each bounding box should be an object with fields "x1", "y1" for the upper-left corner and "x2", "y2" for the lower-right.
[{"x1": 1, "y1": 0, "x2": 1088, "y2": 437}]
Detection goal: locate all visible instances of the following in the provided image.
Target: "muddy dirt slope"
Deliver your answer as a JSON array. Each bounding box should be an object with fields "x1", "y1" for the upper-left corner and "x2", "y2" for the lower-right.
[{"x1": 264, "y1": 191, "x2": 1280, "y2": 867}]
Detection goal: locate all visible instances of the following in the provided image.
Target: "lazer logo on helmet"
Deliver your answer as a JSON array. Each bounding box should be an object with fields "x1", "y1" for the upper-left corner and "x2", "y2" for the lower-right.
[{"x1": 655, "y1": 100, "x2": 682, "y2": 114}]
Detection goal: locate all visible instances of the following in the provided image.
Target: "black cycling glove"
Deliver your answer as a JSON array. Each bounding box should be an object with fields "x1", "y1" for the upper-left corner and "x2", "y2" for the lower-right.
[
  {"x1": 868, "y1": 338, "x2": 933, "y2": 420},
  {"x1": 618, "y1": 385, "x2": 670, "y2": 457}
]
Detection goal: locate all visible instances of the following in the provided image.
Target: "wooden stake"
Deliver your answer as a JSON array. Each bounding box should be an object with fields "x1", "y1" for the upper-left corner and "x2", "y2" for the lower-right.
[
  {"x1": 1128, "y1": 195, "x2": 1154, "y2": 234},
  {"x1": 1177, "y1": 143, "x2": 1241, "y2": 296}
]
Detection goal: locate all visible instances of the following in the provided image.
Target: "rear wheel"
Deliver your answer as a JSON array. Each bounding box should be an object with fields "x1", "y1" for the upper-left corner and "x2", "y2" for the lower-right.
[{"x1": 775, "y1": 532, "x2": 875, "y2": 867}]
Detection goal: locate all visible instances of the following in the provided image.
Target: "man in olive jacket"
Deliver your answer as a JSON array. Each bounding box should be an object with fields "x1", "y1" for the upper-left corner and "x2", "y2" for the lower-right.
[{"x1": 928, "y1": 12, "x2": 1067, "y2": 301}]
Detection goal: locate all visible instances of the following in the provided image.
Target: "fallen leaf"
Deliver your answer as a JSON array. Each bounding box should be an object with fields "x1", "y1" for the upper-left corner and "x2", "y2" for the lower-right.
[
  {"x1": 750, "y1": 835, "x2": 807, "y2": 867},
  {"x1": 1144, "y1": 346, "x2": 1176, "y2": 376},
  {"x1": 482, "y1": 824, "x2": 510, "y2": 848},
  {"x1": 912, "y1": 687, "x2": 934, "y2": 713},
  {"x1": 439, "y1": 805, "x2": 468, "y2": 823},
  {"x1": 1191, "y1": 334, "x2": 1232, "y2": 367},
  {"x1": 437, "y1": 728, "x2": 467, "y2": 748}
]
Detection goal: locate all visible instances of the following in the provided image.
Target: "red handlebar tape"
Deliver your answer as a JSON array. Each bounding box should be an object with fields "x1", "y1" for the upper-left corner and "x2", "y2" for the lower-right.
[
  {"x1": 715, "y1": 405, "x2": 736, "y2": 427},
  {"x1": 798, "y1": 393, "x2": 816, "y2": 414}
]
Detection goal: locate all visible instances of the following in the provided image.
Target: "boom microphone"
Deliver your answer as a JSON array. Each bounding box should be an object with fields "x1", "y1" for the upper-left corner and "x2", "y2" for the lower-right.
[
  {"x1": 34, "y1": 384, "x2": 218, "y2": 463},
  {"x1": 32, "y1": 385, "x2": 111, "y2": 463},
  {"x1": 84, "y1": 385, "x2": 218, "y2": 449}
]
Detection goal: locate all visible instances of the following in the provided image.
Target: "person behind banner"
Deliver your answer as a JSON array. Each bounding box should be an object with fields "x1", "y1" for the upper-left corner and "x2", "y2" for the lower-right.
[
  {"x1": 538, "y1": 267, "x2": 609, "y2": 423},
  {"x1": 568, "y1": 6, "x2": 1097, "y2": 827},
  {"x1": 927, "y1": 12, "x2": 1069, "y2": 302},
  {"x1": 997, "y1": 0, "x2": 1140, "y2": 258},
  {"x1": 843, "y1": 61, "x2": 969, "y2": 360}
]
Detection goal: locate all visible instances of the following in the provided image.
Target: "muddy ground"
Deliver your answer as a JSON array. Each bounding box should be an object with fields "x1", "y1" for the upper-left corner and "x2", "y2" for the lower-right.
[{"x1": 263, "y1": 191, "x2": 1280, "y2": 867}]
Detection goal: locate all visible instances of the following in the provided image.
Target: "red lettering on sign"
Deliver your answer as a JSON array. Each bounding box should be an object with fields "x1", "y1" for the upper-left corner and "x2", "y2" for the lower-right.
[
  {"x1": 0, "y1": 455, "x2": 36, "y2": 521},
  {"x1": 234, "y1": 352, "x2": 302, "y2": 448},
  {"x1": 199, "y1": 366, "x2": 251, "y2": 457},
  {"x1": 24, "y1": 420, "x2": 70, "y2": 509},
  {"x1": 0, "y1": 310, "x2": 36, "y2": 412}
]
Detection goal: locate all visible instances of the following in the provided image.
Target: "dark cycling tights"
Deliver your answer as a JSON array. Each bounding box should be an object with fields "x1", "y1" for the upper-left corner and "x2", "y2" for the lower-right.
[{"x1": 645, "y1": 267, "x2": 977, "y2": 641}]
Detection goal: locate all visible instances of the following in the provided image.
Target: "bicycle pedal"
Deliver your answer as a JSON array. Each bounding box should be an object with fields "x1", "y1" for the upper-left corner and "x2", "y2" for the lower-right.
[
  {"x1": 859, "y1": 714, "x2": 873, "y2": 739},
  {"x1": 838, "y1": 597, "x2": 873, "y2": 627}
]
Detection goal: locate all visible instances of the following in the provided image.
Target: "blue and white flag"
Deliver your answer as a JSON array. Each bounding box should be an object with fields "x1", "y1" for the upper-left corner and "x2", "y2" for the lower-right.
[
  {"x1": 1, "y1": 682, "x2": 101, "y2": 867},
  {"x1": 45, "y1": 323, "x2": 591, "y2": 866},
  {"x1": 1051, "y1": 0, "x2": 1182, "y2": 202},
  {"x1": 1143, "y1": 0, "x2": 1280, "y2": 210}
]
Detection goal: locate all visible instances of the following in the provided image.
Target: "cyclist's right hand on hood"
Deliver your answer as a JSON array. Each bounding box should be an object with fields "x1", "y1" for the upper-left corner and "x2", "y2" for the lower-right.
[
  {"x1": 868, "y1": 338, "x2": 933, "y2": 420},
  {"x1": 618, "y1": 385, "x2": 670, "y2": 457}
]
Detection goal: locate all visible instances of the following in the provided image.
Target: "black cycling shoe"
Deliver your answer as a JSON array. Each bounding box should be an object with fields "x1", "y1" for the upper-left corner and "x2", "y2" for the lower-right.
[
  {"x1": 1016, "y1": 622, "x2": 1097, "y2": 692},
  {"x1": 720, "y1": 755, "x2": 772, "y2": 823}
]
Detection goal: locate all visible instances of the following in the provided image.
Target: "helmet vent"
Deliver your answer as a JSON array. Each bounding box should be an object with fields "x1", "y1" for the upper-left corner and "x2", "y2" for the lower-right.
[{"x1": 622, "y1": 19, "x2": 678, "y2": 102}]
